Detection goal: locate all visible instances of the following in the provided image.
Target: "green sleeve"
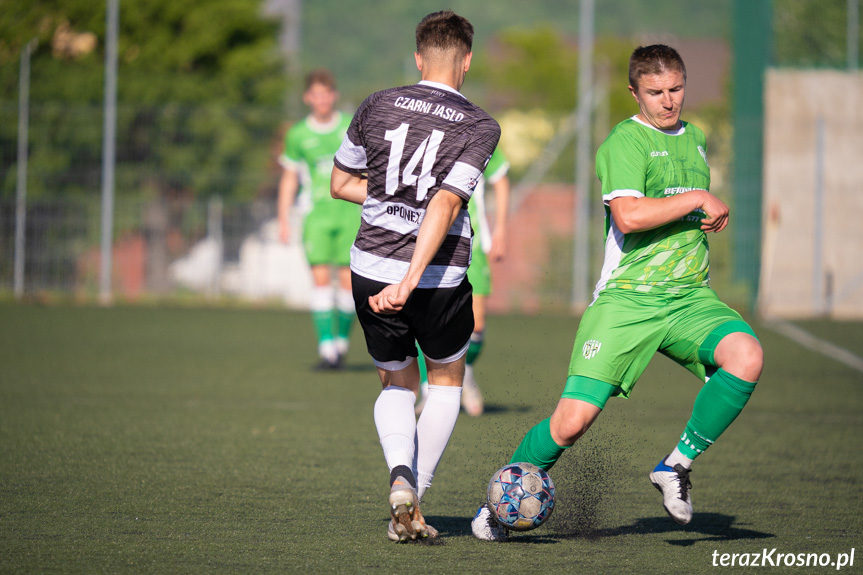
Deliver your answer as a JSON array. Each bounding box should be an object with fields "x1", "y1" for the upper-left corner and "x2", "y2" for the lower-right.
[
  {"x1": 596, "y1": 125, "x2": 647, "y2": 199},
  {"x1": 283, "y1": 123, "x2": 304, "y2": 166},
  {"x1": 484, "y1": 147, "x2": 509, "y2": 182}
]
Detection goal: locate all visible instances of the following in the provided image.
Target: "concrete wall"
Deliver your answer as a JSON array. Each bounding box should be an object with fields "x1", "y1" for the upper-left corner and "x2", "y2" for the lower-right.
[{"x1": 760, "y1": 70, "x2": 863, "y2": 319}]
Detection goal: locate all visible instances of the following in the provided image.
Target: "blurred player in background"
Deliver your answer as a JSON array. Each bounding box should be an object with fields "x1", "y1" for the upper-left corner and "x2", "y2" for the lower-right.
[
  {"x1": 331, "y1": 11, "x2": 500, "y2": 542},
  {"x1": 415, "y1": 147, "x2": 510, "y2": 416},
  {"x1": 278, "y1": 69, "x2": 359, "y2": 370},
  {"x1": 473, "y1": 44, "x2": 763, "y2": 540}
]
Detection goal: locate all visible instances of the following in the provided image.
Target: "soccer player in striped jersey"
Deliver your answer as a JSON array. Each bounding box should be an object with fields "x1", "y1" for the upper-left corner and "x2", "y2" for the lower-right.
[
  {"x1": 473, "y1": 44, "x2": 764, "y2": 541},
  {"x1": 331, "y1": 11, "x2": 500, "y2": 542}
]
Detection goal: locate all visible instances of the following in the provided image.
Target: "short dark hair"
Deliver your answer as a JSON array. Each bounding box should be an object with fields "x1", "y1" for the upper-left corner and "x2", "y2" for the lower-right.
[
  {"x1": 305, "y1": 68, "x2": 336, "y2": 91},
  {"x1": 628, "y1": 44, "x2": 686, "y2": 89},
  {"x1": 415, "y1": 10, "x2": 473, "y2": 59}
]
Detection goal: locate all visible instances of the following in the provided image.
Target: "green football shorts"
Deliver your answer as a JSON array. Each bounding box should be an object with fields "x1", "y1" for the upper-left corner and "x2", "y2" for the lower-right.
[
  {"x1": 467, "y1": 242, "x2": 491, "y2": 296},
  {"x1": 303, "y1": 201, "x2": 360, "y2": 267},
  {"x1": 562, "y1": 288, "x2": 757, "y2": 406}
]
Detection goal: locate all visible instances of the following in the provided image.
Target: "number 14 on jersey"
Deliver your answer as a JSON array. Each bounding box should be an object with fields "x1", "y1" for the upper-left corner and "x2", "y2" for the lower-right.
[{"x1": 384, "y1": 123, "x2": 445, "y2": 201}]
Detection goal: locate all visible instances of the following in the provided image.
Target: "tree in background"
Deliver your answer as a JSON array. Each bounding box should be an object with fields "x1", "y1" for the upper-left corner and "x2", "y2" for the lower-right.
[
  {"x1": 469, "y1": 26, "x2": 634, "y2": 181},
  {"x1": 774, "y1": 0, "x2": 861, "y2": 68},
  {"x1": 0, "y1": 0, "x2": 286, "y2": 201}
]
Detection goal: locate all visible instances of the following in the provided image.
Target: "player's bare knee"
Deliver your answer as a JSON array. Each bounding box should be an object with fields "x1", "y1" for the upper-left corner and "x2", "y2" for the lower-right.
[
  {"x1": 738, "y1": 340, "x2": 764, "y2": 382},
  {"x1": 718, "y1": 334, "x2": 763, "y2": 382},
  {"x1": 550, "y1": 400, "x2": 600, "y2": 446},
  {"x1": 553, "y1": 418, "x2": 590, "y2": 446}
]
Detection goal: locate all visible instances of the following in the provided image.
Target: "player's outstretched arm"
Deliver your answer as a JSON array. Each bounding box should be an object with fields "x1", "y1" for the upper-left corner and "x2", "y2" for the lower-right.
[
  {"x1": 610, "y1": 190, "x2": 729, "y2": 234},
  {"x1": 369, "y1": 189, "x2": 464, "y2": 315},
  {"x1": 330, "y1": 166, "x2": 368, "y2": 205}
]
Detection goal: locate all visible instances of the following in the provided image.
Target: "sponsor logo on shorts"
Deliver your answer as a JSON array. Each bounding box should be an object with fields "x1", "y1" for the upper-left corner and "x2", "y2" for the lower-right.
[{"x1": 582, "y1": 339, "x2": 602, "y2": 360}]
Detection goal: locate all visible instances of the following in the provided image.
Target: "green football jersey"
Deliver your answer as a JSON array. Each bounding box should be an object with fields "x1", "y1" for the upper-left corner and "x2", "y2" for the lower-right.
[
  {"x1": 281, "y1": 112, "x2": 352, "y2": 208},
  {"x1": 594, "y1": 117, "x2": 711, "y2": 296}
]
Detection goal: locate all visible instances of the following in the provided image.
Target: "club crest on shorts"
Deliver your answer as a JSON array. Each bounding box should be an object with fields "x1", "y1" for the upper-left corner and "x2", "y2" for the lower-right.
[{"x1": 582, "y1": 339, "x2": 602, "y2": 360}]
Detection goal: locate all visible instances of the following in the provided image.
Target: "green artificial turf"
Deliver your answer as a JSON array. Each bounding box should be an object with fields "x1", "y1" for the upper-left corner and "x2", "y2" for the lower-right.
[{"x1": 1, "y1": 303, "x2": 861, "y2": 573}]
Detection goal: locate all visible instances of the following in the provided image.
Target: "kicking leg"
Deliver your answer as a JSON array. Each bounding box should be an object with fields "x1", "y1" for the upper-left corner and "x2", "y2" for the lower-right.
[
  {"x1": 473, "y1": 397, "x2": 601, "y2": 541},
  {"x1": 510, "y1": 398, "x2": 602, "y2": 470}
]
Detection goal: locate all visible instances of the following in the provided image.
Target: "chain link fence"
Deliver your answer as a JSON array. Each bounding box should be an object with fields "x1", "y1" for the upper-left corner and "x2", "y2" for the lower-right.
[
  {"x1": 2, "y1": 0, "x2": 861, "y2": 315},
  {"x1": 0, "y1": 194, "x2": 320, "y2": 305}
]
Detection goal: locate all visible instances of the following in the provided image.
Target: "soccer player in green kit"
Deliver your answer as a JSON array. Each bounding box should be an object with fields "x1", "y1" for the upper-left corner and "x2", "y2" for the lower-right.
[
  {"x1": 462, "y1": 147, "x2": 510, "y2": 414},
  {"x1": 278, "y1": 69, "x2": 360, "y2": 369},
  {"x1": 472, "y1": 44, "x2": 764, "y2": 540}
]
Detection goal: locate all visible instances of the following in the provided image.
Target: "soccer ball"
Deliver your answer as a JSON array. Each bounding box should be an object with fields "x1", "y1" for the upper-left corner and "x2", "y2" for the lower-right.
[{"x1": 487, "y1": 462, "x2": 555, "y2": 531}]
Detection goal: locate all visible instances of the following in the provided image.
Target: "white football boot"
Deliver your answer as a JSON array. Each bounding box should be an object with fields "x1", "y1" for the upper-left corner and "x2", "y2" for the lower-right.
[
  {"x1": 471, "y1": 504, "x2": 508, "y2": 541},
  {"x1": 649, "y1": 458, "x2": 693, "y2": 525}
]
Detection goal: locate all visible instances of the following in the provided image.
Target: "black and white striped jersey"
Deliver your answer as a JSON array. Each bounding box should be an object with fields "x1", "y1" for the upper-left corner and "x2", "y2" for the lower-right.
[{"x1": 334, "y1": 80, "x2": 500, "y2": 288}]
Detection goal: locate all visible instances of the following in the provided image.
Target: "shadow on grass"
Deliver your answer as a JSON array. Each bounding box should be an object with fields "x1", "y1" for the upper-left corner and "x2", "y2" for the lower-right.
[
  {"x1": 479, "y1": 403, "x2": 532, "y2": 415},
  {"x1": 564, "y1": 513, "x2": 776, "y2": 546},
  {"x1": 422, "y1": 512, "x2": 774, "y2": 547},
  {"x1": 337, "y1": 362, "x2": 377, "y2": 373},
  {"x1": 309, "y1": 361, "x2": 377, "y2": 373},
  {"x1": 423, "y1": 515, "x2": 561, "y2": 544}
]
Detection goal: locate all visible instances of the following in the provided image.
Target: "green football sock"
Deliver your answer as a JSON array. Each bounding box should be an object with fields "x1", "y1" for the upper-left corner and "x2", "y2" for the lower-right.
[
  {"x1": 509, "y1": 418, "x2": 569, "y2": 471},
  {"x1": 678, "y1": 368, "x2": 758, "y2": 460},
  {"x1": 336, "y1": 309, "x2": 353, "y2": 341},
  {"x1": 415, "y1": 342, "x2": 428, "y2": 384},
  {"x1": 465, "y1": 331, "x2": 484, "y2": 365},
  {"x1": 311, "y1": 310, "x2": 335, "y2": 345}
]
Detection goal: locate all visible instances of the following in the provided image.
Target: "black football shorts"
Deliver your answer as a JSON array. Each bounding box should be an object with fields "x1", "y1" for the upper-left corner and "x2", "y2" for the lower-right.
[{"x1": 351, "y1": 271, "x2": 474, "y2": 364}]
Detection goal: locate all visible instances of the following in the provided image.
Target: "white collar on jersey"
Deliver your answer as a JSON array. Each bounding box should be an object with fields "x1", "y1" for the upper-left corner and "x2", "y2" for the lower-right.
[
  {"x1": 417, "y1": 80, "x2": 466, "y2": 99},
  {"x1": 631, "y1": 115, "x2": 686, "y2": 136},
  {"x1": 306, "y1": 111, "x2": 342, "y2": 133}
]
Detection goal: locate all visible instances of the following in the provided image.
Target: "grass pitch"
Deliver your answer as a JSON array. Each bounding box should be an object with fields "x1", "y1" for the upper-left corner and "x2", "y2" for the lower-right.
[{"x1": 1, "y1": 303, "x2": 861, "y2": 573}]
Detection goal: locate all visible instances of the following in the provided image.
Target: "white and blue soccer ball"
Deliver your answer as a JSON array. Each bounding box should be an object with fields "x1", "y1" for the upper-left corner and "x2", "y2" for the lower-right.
[{"x1": 487, "y1": 462, "x2": 555, "y2": 531}]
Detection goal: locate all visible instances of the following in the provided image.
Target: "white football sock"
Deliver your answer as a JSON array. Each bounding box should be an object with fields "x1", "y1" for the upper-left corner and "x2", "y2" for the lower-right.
[
  {"x1": 415, "y1": 384, "x2": 462, "y2": 500},
  {"x1": 374, "y1": 386, "x2": 418, "y2": 472},
  {"x1": 310, "y1": 285, "x2": 335, "y2": 312},
  {"x1": 664, "y1": 446, "x2": 693, "y2": 470},
  {"x1": 336, "y1": 288, "x2": 355, "y2": 314}
]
